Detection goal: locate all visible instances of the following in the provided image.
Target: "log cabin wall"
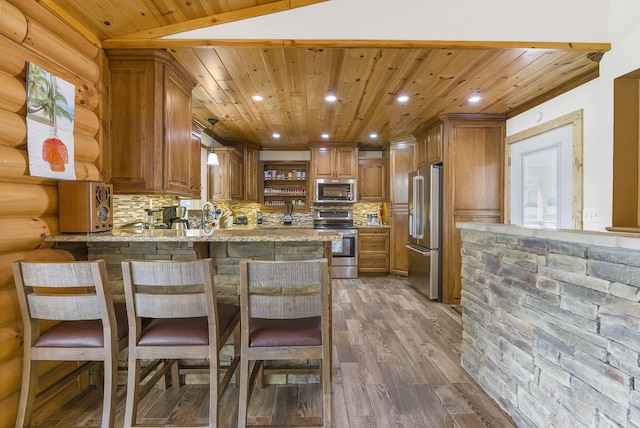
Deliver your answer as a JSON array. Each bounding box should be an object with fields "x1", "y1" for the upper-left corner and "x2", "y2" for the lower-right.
[{"x1": 0, "y1": 1, "x2": 104, "y2": 425}]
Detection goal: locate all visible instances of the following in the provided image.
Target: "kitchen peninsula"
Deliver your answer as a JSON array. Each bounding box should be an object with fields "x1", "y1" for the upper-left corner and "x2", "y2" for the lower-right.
[{"x1": 45, "y1": 228, "x2": 339, "y2": 303}]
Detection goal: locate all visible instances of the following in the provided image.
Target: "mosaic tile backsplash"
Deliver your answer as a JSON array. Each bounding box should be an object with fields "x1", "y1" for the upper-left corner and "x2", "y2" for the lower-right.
[{"x1": 114, "y1": 195, "x2": 388, "y2": 229}]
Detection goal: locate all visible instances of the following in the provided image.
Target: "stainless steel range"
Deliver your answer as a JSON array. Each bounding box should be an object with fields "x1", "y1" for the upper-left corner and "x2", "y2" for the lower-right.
[{"x1": 313, "y1": 209, "x2": 358, "y2": 279}]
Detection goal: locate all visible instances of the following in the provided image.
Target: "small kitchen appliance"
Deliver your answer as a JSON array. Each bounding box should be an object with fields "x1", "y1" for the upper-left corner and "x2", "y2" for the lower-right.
[
  {"x1": 284, "y1": 201, "x2": 293, "y2": 225},
  {"x1": 313, "y1": 179, "x2": 356, "y2": 204},
  {"x1": 58, "y1": 181, "x2": 113, "y2": 233},
  {"x1": 162, "y1": 206, "x2": 190, "y2": 230}
]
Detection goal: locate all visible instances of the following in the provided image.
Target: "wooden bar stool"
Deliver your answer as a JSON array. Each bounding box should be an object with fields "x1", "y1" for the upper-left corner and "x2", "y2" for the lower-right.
[
  {"x1": 12, "y1": 259, "x2": 127, "y2": 428},
  {"x1": 238, "y1": 258, "x2": 332, "y2": 428},
  {"x1": 121, "y1": 258, "x2": 240, "y2": 428}
]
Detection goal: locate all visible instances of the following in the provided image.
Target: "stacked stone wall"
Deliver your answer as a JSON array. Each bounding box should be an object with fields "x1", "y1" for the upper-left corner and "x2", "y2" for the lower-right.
[{"x1": 459, "y1": 225, "x2": 640, "y2": 427}]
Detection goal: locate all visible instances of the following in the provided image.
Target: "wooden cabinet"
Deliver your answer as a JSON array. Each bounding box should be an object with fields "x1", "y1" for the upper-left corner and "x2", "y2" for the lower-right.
[
  {"x1": 358, "y1": 158, "x2": 388, "y2": 202},
  {"x1": 310, "y1": 144, "x2": 358, "y2": 179},
  {"x1": 243, "y1": 146, "x2": 259, "y2": 202},
  {"x1": 427, "y1": 122, "x2": 444, "y2": 165},
  {"x1": 440, "y1": 114, "x2": 505, "y2": 304},
  {"x1": 261, "y1": 161, "x2": 309, "y2": 210},
  {"x1": 229, "y1": 145, "x2": 259, "y2": 202},
  {"x1": 106, "y1": 49, "x2": 197, "y2": 196},
  {"x1": 416, "y1": 121, "x2": 444, "y2": 168},
  {"x1": 358, "y1": 228, "x2": 389, "y2": 273},
  {"x1": 389, "y1": 140, "x2": 417, "y2": 275},
  {"x1": 208, "y1": 147, "x2": 243, "y2": 201}
]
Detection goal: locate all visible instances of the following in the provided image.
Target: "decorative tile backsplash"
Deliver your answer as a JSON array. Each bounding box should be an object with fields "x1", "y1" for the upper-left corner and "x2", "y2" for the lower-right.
[
  {"x1": 112, "y1": 195, "x2": 181, "y2": 228},
  {"x1": 114, "y1": 195, "x2": 388, "y2": 229}
]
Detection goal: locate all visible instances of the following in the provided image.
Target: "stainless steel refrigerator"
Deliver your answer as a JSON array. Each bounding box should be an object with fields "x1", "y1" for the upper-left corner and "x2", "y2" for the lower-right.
[{"x1": 406, "y1": 164, "x2": 442, "y2": 300}]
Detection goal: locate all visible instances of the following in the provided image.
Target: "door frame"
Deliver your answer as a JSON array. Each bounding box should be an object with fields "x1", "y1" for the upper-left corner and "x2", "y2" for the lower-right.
[{"x1": 505, "y1": 109, "x2": 584, "y2": 229}]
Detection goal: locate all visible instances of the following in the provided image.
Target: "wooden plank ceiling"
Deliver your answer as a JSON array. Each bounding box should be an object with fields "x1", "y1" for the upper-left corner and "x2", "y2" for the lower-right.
[{"x1": 30, "y1": 0, "x2": 610, "y2": 150}]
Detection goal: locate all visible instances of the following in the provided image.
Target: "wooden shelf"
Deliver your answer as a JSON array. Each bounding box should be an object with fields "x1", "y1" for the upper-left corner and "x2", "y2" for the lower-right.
[{"x1": 261, "y1": 160, "x2": 309, "y2": 211}]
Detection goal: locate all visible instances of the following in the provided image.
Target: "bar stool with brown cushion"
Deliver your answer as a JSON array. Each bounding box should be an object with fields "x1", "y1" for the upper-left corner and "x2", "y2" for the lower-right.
[
  {"x1": 121, "y1": 258, "x2": 240, "y2": 428},
  {"x1": 238, "y1": 258, "x2": 331, "y2": 428},
  {"x1": 12, "y1": 259, "x2": 127, "y2": 428}
]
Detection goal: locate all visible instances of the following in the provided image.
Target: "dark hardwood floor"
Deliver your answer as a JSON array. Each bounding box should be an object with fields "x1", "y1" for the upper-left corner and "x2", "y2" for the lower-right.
[{"x1": 36, "y1": 275, "x2": 515, "y2": 427}]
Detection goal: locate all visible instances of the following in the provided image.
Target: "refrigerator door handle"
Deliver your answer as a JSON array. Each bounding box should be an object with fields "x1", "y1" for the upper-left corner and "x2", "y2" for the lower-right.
[
  {"x1": 405, "y1": 244, "x2": 430, "y2": 255},
  {"x1": 412, "y1": 175, "x2": 425, "y2": 239}
]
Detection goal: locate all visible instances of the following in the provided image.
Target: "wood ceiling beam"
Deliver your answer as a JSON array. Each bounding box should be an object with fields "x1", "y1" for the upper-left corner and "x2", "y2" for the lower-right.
[
  {"x1": 102, "y1": 37, "x2": 611, "y2": 52},
  {"x1": 109, "y1": 0, "x2": 329, "y2": 41}
]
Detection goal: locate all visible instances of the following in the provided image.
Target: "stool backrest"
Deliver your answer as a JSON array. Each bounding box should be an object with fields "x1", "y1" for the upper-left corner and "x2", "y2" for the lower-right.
[
  {"x1": 12, "y1": 260, "x2": 115, "y2": 333},
  {"x1": 240, "y1": 258, "x2": 329, "y2": 320}
]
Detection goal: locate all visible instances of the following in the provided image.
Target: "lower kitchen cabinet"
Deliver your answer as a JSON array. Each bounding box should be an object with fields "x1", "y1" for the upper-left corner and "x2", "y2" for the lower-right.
[{"x1": 358, "y1": 228, "x2": 389, "y2": 273}]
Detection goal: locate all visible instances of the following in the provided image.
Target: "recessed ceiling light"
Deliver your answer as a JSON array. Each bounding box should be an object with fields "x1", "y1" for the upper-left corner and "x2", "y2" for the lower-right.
[
  {"x1": 397, "y1": 95, "x2": 409, "y2": 103},
  {"x1": 272, "y1": 132, "x2": 280, "y2": 138},
  {"x1": 325, "y1": 94, "x2": 337, "y2": 102},
  {"x1": 321, "y1": 133, "x2": 330, "y2": 139},
  {"x1": 468, "y1": 95, "x2": 482, "y2": 103},
  {"x1": 252, "y1": 95, "x2": 263, "y2": 101},
  {"x1": 369, "y1": 133, "x2": 378, "y2": 139}
]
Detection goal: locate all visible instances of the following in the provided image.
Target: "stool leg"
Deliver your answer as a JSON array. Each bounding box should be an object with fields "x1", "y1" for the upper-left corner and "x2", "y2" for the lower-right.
[
  {"x1": 237, "y1": 356, "x2": 250, "y2": 428},
  {"x1": 101, "y1": 355, "x2": 117, "y2": 428},
  {"x1": 16, "y1": 359, "x2": 39, "y2": 428},
  {"x1": 124, "y1": 358, "x2": 141, "y2": 428}
]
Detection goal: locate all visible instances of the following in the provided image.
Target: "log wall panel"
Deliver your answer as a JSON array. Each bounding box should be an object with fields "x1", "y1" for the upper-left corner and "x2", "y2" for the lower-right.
[
  {"x1": 0, "y1": 0, "x2": 27, "y2": 43},
  {"x1": 6, "y1": 0, "x2": 100, "y2": 59},
  {"x1": 0, "y1": 182, "x2": 58, "y2": 218},
  {"x1": 0, "y1": 1, "x2": 103, "y2": 424},
  {"x1": 0, "y1": 108, "x2": 25, "y2": 146},
  {"x1": 0, "y1": 216, "x2": 58, "y2": 254},
  {"x1": 0, "y1": 249, "x2": 73, "y2": 290},
  {"x1": 0, "y1": 70, "x2": 24, "y2": 112}
]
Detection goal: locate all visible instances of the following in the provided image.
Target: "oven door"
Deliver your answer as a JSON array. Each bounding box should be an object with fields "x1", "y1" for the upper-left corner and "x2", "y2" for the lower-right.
[{"x1": 329, "y1": 229, "x2": 358, "y2": 279}]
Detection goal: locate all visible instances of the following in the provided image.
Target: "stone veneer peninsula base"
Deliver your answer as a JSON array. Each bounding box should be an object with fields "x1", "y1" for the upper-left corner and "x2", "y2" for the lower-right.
[{"x1": 458, "y1": 223, "x2": 640, "y2": 428}]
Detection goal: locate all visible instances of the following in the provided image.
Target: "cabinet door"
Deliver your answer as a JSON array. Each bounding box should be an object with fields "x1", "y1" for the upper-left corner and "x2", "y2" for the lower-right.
[
  {"x1": 108, "y1": 59, "x2": 158, "y2": 192},
  {"x1": 427, "y1": 123, "x2": 443, "y2": 164},
  {"x1": 358, "y1": 159, "x2": 388, "y2": 202},
  {"x1": 230, "y1": 151, "x2": 244, "y2": 201},
  {"x1": 389, "y1": 209, "x2": 409, "y2": 275},
  {"x1": 209, "y1": 150, "x2": 228, "y2": 201},
  {"x1": 164, "y1": 67, "x2": 193, "y2": 195},
  {"x1": 311, "y1": 148, "x2": 334, "y2": 178},
  {"x1": 244, "y1": 147, "x2": 259, "y2": 202},
  {"x1": 416, "y1": 131, "x2": 429, "y2": 168},
  {"x1": 189, "y1": 132, "x2": 202, "y2": 198},
  {"x1": 334, "y1": 147, "x2": 358, "y2": 178},
  {"x1": 389, "y1": 141, "x2": 416, "y2": 206}
]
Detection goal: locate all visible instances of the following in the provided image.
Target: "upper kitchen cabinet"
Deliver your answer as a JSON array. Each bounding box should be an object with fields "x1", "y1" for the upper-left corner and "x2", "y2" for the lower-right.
[
  {"x1": 358, "y1": 157, "x2": 388, "y2": 202},
  {"x1": 310, "y1": 144, "x2": 359, "y2": 179},
  {"x1": 415, "y1": 120, "x2": 443, "y2": 168},
  {"x1": 106, "y1": 49, "x2": 197, "y2": 196},
  {"x1": 208, "y1": 147, "x2": 243, "y2": 201}
]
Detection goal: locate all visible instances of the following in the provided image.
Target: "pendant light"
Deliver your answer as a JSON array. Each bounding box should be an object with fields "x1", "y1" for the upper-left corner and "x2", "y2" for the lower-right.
[{"x1": 206, "y1": 118, "x2": 219, "y2": 165}]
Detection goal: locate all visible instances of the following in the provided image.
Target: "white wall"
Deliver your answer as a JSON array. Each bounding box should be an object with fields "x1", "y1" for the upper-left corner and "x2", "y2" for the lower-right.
[
  {"x1": 507, "y1": 0, "x2": 640, "y2": 231},
  {"x1": 167, "y1": 0, "x2": 608, "y2": 43}
]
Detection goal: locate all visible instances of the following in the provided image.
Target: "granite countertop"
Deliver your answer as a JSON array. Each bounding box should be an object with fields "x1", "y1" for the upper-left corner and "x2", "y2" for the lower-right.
[{"x1": 45, "y1": 226, "x2": 340, "y2": 242}]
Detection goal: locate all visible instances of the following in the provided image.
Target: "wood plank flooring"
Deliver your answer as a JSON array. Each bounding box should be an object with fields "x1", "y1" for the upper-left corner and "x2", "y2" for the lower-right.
[{"x1": 36, "y1": 275, "x2": 515, "y2": 427}]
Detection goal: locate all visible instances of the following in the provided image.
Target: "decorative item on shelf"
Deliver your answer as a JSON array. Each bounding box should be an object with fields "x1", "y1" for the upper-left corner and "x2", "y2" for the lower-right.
[{"x1": 206, "y1": 118, "x2": 219, "y2": 165}]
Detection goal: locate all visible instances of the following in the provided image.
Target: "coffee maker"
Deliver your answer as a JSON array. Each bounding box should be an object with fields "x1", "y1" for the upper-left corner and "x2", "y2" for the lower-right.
[{"x1": 162, "y1": 206, "x2": 190, "y2": 230}]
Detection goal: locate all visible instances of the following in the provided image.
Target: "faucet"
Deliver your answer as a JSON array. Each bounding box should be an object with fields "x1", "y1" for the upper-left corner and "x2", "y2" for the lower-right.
[{"x1": 202, "y1": 202, "x2": 215, "y2": 228}]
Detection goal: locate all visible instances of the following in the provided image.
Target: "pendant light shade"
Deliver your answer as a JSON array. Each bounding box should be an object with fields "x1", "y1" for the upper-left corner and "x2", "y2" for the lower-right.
[{"x1": 206, "y1": 118, "x2": 219, "y2": 165}]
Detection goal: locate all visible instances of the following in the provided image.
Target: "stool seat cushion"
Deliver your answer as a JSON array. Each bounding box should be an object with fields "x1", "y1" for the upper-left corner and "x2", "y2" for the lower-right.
[
  {"x1": 137, "y1": 303, "x2": 239, "y2": 347},
  {"x1": 249, "y1": 316, "x2": 322, "y2": 347},
  {"x1": 33, "y1": 302, "x2": 129, "y2": 348}
]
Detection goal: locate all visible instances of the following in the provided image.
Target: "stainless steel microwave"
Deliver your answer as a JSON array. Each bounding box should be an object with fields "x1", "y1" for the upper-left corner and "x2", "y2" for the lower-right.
[{"x1": 313, "y1": 179, "x2": 357, "y2": 203}]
